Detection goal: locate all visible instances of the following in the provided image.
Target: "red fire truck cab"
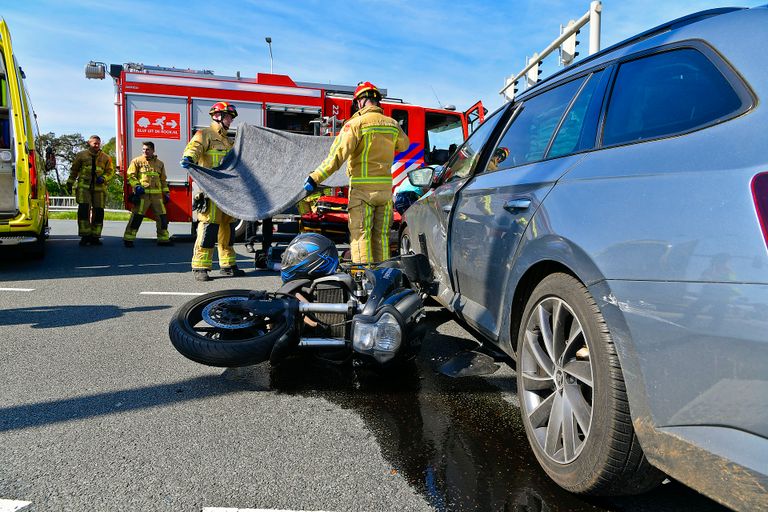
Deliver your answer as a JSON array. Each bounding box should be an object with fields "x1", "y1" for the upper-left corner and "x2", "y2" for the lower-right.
[{"x1": 86, "y1": 62, "x2": 484, "y2": 235}]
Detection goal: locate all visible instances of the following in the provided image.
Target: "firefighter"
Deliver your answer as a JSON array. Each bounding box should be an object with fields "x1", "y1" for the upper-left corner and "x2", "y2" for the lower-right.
[
  {"x1": 122, "y1": 141, "x2": 172, "y2": 247},
  {"x1": 180, "y1": 101, "x2": 244, "y2": 282},
  {"x1": 303, "y1": 82, "x2": 410, "y2": 265},
  {"x1": 66, "y1": 135, "x2": 115, "y2": 246}
]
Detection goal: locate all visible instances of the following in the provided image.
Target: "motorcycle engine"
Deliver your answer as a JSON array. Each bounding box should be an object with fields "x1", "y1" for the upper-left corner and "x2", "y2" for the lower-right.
[{"x1": 311, "y1": 283, "x2": 349, "y2": 338}]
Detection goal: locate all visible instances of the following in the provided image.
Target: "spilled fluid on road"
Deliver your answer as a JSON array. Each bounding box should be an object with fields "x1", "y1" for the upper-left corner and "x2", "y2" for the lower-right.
[{"x1": 232, "y1": 310, "x2": 727, "y2": 512}]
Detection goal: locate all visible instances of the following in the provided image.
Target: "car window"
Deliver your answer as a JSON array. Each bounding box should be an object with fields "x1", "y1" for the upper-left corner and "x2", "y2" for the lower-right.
[
  {"x1": 548, "y1": 70, "x2": 605, "y2": 158},
  {"x1": 603, "y1": 48, "x2": 744, "y2": 146},
  {"x1": 441, "y1": 107, "x2": 505, "y2": 183},
  {"x1": 424, "y1": 112, "x2": 464, "y2": 166},
  {"x1": 490, "y1": 76, "x2": 585, "y2": 171}
]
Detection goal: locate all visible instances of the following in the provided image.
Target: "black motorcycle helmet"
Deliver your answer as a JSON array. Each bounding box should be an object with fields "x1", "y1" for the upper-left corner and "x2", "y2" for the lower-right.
[{"x1": 281, "y1": 233, "x2": 340, "y2": 282}]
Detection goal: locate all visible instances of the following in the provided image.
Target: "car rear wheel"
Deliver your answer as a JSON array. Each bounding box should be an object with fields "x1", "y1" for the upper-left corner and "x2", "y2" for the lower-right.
[{"x1": 517, "y1": 272, "x2": 664, "y2": 495}]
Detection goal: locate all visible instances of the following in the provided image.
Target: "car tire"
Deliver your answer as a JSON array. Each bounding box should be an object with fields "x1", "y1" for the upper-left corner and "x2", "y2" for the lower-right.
[
  {"x1": 26, "y1": 235, "x2": 45, "y2": 259},
  {"x1": 516, "y1": 272, "x2": 664, "y2": 495}
]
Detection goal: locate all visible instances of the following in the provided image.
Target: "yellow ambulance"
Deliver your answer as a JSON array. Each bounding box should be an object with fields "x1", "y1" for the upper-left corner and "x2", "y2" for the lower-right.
[{"x1": 0, "y1": 18, "x2": 49, "y2": 258}]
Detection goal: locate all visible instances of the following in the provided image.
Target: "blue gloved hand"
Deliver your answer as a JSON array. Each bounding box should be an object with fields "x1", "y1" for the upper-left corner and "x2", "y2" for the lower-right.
[
  {"x1": 134, "y1": 185, "x2": 145, "y2": 196},
  {"x1": 163, "y1": 192, "x2": 171, "y2": 204},
  {"x1": 180, "y1": 156, "x2": 193, "y2": 169},
  {"x1": 95, "y1": 175, "x2": 105, "y2": 184},
  {"x1": 303, "y1": 176, "x2": 317, "y2": 193}
]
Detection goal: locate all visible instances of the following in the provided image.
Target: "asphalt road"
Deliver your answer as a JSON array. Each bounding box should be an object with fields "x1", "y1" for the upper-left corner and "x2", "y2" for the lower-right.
[{"x1": 0, "y1": 220, "x2": 728, "y2": 512}]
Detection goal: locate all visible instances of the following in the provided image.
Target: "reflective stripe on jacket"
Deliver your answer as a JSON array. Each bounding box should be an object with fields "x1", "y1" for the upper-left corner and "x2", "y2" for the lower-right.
[
  {"x1": 67, "y1": 149, "x2": 115, "y2": 191},
  {"x1": 127, "y1": 155, "x2": 169, "y2": 194},
  {"x1": 182, "y1": 121, "x2": 232, "y2": 168},
  {"x1": 309, "y1": 105, "x2": 410, "y2": 191}
]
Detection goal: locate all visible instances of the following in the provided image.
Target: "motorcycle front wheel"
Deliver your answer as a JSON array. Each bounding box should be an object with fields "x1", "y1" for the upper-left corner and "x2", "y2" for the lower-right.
[{"x1": 169, "y1": 289, "x2": 294, "y2": 367}]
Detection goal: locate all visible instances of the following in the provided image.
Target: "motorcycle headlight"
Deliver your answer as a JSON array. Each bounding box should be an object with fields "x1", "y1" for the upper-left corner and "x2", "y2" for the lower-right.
[{"x1": 352, "y1": 312, "x2": 402, "y2": 361}]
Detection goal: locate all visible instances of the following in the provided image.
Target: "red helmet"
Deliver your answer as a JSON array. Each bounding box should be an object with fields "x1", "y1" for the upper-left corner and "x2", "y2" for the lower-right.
[
  {"x1": 353, "y1": 81, "x2": 381, "y2": 101},
  {"x1": 209, "y1": 101, "x2": 238, "y2": 118},
  {"x1": 494, "y1": 146, "x2": 510, "y2": 162}
]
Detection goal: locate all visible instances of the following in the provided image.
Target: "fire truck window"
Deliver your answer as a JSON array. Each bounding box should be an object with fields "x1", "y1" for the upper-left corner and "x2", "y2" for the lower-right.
[
  {"x1": 424, "y1": 112, "x2": 463, "y2": 166},
  {"x1": 266, "y1": 111, "x2": 316, "y2": 135},
  {"x1": 0, "y1": 73, "x2": 9, "y2": 148},
  {"x1": 392, "y1": 109, "x2": 409, "y2": 136}
]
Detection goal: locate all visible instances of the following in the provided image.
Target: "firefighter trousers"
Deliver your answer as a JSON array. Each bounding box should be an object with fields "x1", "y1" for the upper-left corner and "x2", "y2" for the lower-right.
[
  {"x1": 347, "y1": 188, "x2": 393, "y2": 265},
  {"x1": 123, "y1": 193, "x2": 169, "y2": 242},
  {"x1": 192, "y1": 199, "x2": 237, "y2": 270},
  {"x1": 75, "y1": 187, "x2": 106, "y2": 238}
]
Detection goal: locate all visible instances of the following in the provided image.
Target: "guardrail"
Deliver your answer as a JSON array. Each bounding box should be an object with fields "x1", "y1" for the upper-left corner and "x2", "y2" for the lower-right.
[{"x1": 49, "y1": 196, "x2": 124, "y2": 213}]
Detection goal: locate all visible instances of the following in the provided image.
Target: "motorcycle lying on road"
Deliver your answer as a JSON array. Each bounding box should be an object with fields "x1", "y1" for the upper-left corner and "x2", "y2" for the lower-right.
[{"x1": 169, "y1": 233, "x2": 433, "y2": 368}]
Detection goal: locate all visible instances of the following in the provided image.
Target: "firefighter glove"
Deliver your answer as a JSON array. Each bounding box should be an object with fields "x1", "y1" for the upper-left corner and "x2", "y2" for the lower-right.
[
  {"x1": 134, "y1": 185, "x2": 145, "y2": 196},
  {"x1": 192, "y1": 192, "x2": 208, "y2": 213},
  {"x1": 303, "y1": 176, "x2": 317, "y2": 193},
  {"x1": 163, "y1": 192, "x2": 171, "y2": 204},
  {"x1": 180, "y1": 156, "x2": 193, "y2": 169},
  {"x1": 95, "y1": 175, "x2": 105, "y2": 185}
]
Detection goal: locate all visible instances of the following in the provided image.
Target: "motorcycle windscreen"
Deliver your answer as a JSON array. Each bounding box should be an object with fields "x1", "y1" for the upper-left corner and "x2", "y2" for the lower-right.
[{"x1": 186, "y1": 124, "x2": 348, "y2": 221}]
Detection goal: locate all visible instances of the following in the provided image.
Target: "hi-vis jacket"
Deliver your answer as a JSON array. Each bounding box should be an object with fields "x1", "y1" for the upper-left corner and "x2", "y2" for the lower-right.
[
  {"x1": 182, "y1": 121, "x2": 232, "y2": 168},
  {"x1": 126, "y1": 155, "x2": 169, "y2": 194},
  {"x1": 310, "y1": 105, "x2": 410, "y2": 191},
  {"x1": 68, "y1": 149, "x2": 115, "y2": 192}
]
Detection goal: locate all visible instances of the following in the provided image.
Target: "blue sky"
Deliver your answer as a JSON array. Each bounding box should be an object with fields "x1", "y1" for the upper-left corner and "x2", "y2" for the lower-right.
[{"x1": 4, "y1": 0, "x2": 764, "y2": 138}]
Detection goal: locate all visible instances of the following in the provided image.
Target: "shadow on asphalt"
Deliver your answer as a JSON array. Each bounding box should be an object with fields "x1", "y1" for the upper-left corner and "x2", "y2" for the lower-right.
[
  {"x1": 0, "y1": 304, "x2": 171, "y2": 328},
  {"x1": 0, "y1": 234, "x2": 268, "y2": 281},
  {"x1": 0, "y1": 373, "x2": 270, "y2": 433}
]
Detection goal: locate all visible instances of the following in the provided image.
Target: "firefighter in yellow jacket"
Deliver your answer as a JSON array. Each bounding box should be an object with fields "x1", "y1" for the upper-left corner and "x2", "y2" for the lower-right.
[
  {"x1": 67, "y1": 135, "x2": 115, "y2": 246},
  {"x1": 122, "y1": 141, "x2": 173, "y2": 247},
  {"x1": 304, "y1": 82, "x2": 410, "y2": 264},
  {"x1": 180, "y1": 101, "x2": 244, "y2": 282}
]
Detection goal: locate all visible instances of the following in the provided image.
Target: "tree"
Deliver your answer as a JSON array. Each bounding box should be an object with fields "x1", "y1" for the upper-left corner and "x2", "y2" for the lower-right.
[{"x1": 38, "y1": 132, "x2": 85, "y2": 189}]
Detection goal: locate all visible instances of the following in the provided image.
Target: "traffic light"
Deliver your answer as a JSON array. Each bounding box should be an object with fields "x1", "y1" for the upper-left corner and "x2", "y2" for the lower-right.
[
  {"x1": 526, "y1": 53, "x2": 543, "y2": 87},
  {"x1": 560, "y1": 20, "x2": 581, "y2": 66}
]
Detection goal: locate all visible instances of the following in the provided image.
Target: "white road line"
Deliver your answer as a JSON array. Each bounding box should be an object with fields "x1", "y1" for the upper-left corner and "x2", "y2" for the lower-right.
[
  {"x1": 0, "y1": 287, "x2": 35, "y2": 292},
  {"x1": 0, "y1": 499, "x2": 32, "y2": 512},
  {"x1": 203, "y1": 509, "x2": 330, "y2": 512},
  {"x1": 75, "y1": 265, "x2": 111, "y2": 269},
  {"x1": 140, "y1": 292, "x2": 205, "y2": 296}
]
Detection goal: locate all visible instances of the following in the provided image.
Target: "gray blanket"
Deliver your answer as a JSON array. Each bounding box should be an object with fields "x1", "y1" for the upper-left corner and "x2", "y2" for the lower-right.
[{"x1": 187, "y1": 124, "x2": 348, "y2": 221}]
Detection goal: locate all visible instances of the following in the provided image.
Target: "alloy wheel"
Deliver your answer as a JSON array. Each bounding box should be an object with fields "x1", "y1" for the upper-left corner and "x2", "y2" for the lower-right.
[{"x1": 520, "y1": 296, "x2": 594, "y2": 464}]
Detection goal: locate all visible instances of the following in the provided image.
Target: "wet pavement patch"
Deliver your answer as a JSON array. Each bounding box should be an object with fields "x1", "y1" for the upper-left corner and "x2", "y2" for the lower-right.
[{"x1": 227, "y1": 310, "x2": 727, "y2": 512}]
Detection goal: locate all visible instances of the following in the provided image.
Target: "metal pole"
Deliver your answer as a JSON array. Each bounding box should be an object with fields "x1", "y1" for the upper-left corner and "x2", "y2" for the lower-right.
[
  {"x1": 265, "y1": 37, "x2": 273, "y2": 73},
  {"x1": 589, "y1": 1, "x2": 602, "y2": 55}
]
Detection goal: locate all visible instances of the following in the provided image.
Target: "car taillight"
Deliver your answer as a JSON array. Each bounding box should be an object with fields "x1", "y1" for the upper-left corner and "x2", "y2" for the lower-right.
[
  {"x1": 28, "y1": 150, "x2": 38, "y2": 200},
  {"x1": 751, "y1": 172, "x2": 768, "y2": 249}
]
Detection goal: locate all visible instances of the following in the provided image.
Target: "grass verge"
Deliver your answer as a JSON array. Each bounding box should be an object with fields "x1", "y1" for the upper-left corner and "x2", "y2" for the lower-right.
[{"x1": 50, "y1": 211, "x2": 132, "y2": 221}]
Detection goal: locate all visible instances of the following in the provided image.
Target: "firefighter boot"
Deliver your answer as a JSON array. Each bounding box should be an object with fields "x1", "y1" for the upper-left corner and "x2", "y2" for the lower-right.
[
  {"x1": 193, "y1": 269, "x2": 212, "y2": 282},
  {"x1": 124, "y1": 240, "x2": 134, "y2": 248},
  {"x1": 89, "y1": 236, "x2": 103, "y2": 246},
  {"x1": 219, "y1": 266, "x2": 246, "y2": 277}
]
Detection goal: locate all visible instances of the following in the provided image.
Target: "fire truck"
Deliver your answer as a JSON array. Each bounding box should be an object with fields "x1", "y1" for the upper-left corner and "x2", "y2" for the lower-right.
[{"x1": 84, "y1": 62, "x2": 484, "y2": 237}]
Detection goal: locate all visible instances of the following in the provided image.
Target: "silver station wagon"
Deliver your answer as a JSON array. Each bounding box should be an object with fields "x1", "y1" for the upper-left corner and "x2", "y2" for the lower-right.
[{"x1": 402, "y1": 6, "x2": 768, "y2": 510}]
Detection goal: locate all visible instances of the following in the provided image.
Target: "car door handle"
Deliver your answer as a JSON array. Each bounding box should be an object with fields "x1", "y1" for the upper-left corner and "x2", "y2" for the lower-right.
[
  {"x1": 503, "y1": 199, "x2": 531, "y2": 213},
  {"x1": 442, "y1": 205, "x2": 452, "y2": 213}
]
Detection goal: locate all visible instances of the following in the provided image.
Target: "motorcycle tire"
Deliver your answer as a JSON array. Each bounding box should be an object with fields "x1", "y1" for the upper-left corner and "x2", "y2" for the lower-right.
[{"x1": 169, "y1": 289, "x2": 295, "y2": 367}]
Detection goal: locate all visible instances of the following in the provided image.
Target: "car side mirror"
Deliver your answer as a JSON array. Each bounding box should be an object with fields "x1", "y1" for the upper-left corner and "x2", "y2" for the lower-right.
[
  {"x1": 408, "y1": 166, "x2": 435, "y2": 188},
  {"x1": 45, "y1": 146, "x2": 56, "y2": 171}
]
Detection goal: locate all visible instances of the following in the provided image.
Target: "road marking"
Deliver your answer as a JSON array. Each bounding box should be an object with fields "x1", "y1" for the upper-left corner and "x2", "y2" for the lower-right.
[
  {"x1": 203, "y1": 509, "x2": 330, "y2": 512},
  {"x1": 75, "y1": 265, "x2": 111, "y2": 269},
  {"x1": 140, "y1": 292, "x2": 205, "y2": 296},
  {"x1": 0, "y1": 287, "x2": 35, "y2": 292},
  {"x1": 0, "y1": 499, "x2": 32, "y2": 512}
]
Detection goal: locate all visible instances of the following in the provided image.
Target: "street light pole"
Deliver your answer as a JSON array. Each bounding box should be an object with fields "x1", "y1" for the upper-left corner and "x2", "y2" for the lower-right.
[{"x1": 265, "y1": 37, "x2": 273, "y2": 74}]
